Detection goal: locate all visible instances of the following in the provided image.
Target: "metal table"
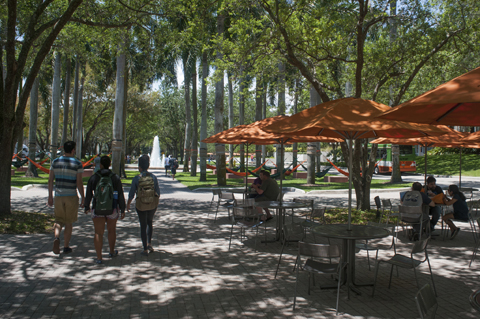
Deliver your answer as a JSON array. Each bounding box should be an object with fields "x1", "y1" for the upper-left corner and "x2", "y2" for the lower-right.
[
  {"x1": 312, "y1": 224, "x2": 389, "y2": 297},
  {"x1": 255, "y1": 201, "x2": 310, "y2": 241}
]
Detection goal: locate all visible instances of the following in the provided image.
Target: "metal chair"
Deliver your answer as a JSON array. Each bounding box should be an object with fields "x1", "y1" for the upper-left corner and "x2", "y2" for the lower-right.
[
  {"x1": 469, "y1": 218, "x2": 480, "y2": 267},
  {"x1": 415, "y1": 283, "x2": 438, "y2": 319},
  {"x1": 399, "y1": 191, "x2": 431, "y2": 241},
  {"x1": 212, "y1": 190, "x2": 235, "y2": 222},
  {"x1": 210, "y1": 189, "x2": 221, "y2": 207},
  {"x1": 301, "y1": 207, "x2": 326, "y2": 242},
  {"x1": 443, "y1": 204, "x2": 477, "y2": 243},
  {"x1": 293, "y1": 241, "x2": 347, "y2": 315},
  {"x1": 374, "y1": 196, "x2": 382, "y2": 221},
  {"x1": 372, "y1": 237, "x2": 437, "y2": 297},
  {"x1": 290, "y1": 198, "x2": 315, "y2": 223},
  {"x1": 356, "y1": 221, "x2": 396, "y2": 271},
  {"x1": 275, "y1": 223, "x2": 305, "y2": 279},
  {"x1": 228, "y1": 198, "x2": 260, "y2": 251}
]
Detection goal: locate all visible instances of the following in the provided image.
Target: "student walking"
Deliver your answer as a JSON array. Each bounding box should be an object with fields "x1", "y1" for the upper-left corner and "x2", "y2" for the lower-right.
[
  {"x1": 84, "y1": 156, "x2": 126, "y2": 264},
  {"x1": 47, "y1": 141, "x2": 85, "y2": 254},
  {"x1": 127, "y1": 155, "x2": 160, "y2": 256}
]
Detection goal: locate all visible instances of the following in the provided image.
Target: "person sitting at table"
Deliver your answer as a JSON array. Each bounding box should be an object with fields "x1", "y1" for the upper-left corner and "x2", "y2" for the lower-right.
[
  {"x1": 249, "y1": 176, "x2": 262, "y2": 198},
  {"x1": 424, "y1": 176, "x2": 443, "y2": 233},
  {"x1": 401, "y1": 182, "x2": 435, "y2": 235},
  {"x1": 252, "y1": 170, "x2": 280, "y2": 221},
  {"x1": 442, "y1": 184, "x2": 469, "y2": 240}
]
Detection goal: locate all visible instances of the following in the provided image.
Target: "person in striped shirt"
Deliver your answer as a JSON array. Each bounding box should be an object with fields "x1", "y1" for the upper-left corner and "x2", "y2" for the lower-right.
[{"x1": 48, "y1": 141, "x2": 85, "y2": 254}]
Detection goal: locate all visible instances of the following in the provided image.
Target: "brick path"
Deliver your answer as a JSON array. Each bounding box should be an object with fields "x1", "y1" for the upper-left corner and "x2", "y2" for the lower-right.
[{"x1": 1, "y1": 170, "x2": 479, "y2": 318}]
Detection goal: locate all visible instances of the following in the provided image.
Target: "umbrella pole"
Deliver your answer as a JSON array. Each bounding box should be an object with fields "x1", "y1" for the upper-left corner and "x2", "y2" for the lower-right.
[
  {"x1": 280, "y1": 141, "x2": 284, "y2": 204},
  {"x1": 245, "y1": 143, "x2": 249, "y2": 199},
  {"x1": 459, "y1": 147, "x2": 462, "y2": 188},
  {"x1": 348, "y1": 139, "x2": 353, "y2": 231},
  {"x1": 424, "y1": 144, "x2": 427, "y2": 186}
]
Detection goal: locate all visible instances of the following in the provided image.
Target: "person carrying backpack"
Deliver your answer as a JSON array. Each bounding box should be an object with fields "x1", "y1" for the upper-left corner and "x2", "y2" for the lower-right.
[
  {"x1": 85, "y1": 156, "x2": 126, "y2": 264},
  {"x1": 127, "y1": 155, "x2": 161, "y2": 256},
  {"x1": 170, "y1": 156, "x2": 179, "y2": 180}
]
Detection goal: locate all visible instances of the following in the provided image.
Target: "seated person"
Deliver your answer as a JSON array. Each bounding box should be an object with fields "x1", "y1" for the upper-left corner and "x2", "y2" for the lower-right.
[
  {"x1": 442, "y1": 184, "x2": 469, "y2": 239},
  {"x1": 424, "y1": 176, "x2": 442, "y2": 232},
  {"x1": 249, "y1": 176, "x2": 262, "y2": 198},
  {"x1": 401, "y1": 182, "x2": 435, "y2": 234},
  {"x1": 251, "y1": 170, "x2": 280, "y2": 221}
]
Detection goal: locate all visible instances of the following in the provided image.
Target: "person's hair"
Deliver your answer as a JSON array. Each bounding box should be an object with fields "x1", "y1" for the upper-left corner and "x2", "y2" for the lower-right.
[
  {"x1": 100, "y1": 156, "x2": 111, "y2": 169},
  {"x1": 64, "y1": 141, "x2": 76, "y2": 154},
  {"x1": 426, "y1": 176, "x2": 436, "y2": 184},
  {"x1": 138, "y1": 155, "x2": 150, "y2": 171},
  {"x1": 412, "y1": 182, "x2": 423, "y2": 192},
  {"x1": 260, "y1": 170, "x2": 270, "y2": 177},
  {"x1": 448, "y1": 184, "x2": 466, "y2": 201}
]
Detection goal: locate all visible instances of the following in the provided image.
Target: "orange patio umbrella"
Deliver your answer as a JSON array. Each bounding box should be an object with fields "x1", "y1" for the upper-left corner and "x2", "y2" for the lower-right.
[
  {"x1": 202, "y1": 115, "x2": 342, "y2": 199},
  {"x1": 263, "y1": 97, "x2": 449, "y2": 229},
  {"x1": 371, "y1": 128, "x2": 477, "y2": 187},
  {"x1": 379, "y1": 66, "x2": 480, "y2": 126}
]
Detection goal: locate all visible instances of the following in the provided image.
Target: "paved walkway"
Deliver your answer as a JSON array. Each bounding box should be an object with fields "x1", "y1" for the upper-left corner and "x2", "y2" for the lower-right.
[{"x1": 2, "y1": 170, "x2": 479, "y2": 318}]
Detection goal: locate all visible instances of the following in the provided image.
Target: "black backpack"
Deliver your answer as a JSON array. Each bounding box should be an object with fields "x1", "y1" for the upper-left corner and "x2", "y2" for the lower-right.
[{"x1": 94, "y1": 171, "x2": 115, "y2": 215}]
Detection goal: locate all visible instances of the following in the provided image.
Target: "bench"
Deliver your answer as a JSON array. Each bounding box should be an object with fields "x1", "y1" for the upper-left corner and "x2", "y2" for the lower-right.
[
  {"x1": 82, "y1": 169, "x2": 94, "y2": 178},
  {"x1": 324, "y1": 176, "x2": 349, "y2": 183},
  {"x1": 244, "y1": 177, "x2": 256, "y2": 184},
  {"x1": 226, "y1": 173, "x2": 242, "y2": 179},
  {"x1": 294, "y1": 172, "x2": 308, "y2": 179},
  {"x1": 16, "y1": 166, "x2": 28, "y2": 172}
]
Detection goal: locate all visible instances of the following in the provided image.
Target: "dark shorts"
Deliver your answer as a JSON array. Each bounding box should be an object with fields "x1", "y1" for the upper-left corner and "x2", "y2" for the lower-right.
[
  {"x1": 165, "y1": 165, "x2": 170, "y2": 169},
  {"x1": 254, "y1": 194, "x2": 271, "y2": 202}
]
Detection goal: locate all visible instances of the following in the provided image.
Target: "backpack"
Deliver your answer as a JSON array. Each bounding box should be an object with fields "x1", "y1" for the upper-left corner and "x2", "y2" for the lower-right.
[
  {"x1": 136, "y1": 172, "x2": 159, "y2": 211},
  {"x1": 94, "y1": 171, "x2": 115, "y2": 215},
  {"x1": 170, "y1": 158, "x2": 178, "y2": 169}
]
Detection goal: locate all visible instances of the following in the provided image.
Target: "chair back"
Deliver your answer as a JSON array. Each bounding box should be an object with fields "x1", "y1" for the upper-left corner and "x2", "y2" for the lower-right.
[
  {"x1": 219, "y1": 191, "x2": 235, "y2": 200},
  {"x1": 399, "y1": 191, "x2": 426, "y2": 223},
  {"x1": 402, "y1": 191, "x2": 423, "y2": 207},
  {"x1": 298, "y1": 241, "x2": 341, "y2": 259},
  {"x1": 232, "y1": 198, "x2": 256, "y2": 218},
  {"x1": 415, "y1": 283, "x2": 438, "y2": 319},
  {"x1": 382, "y1": 199, "x2": 393, "y2": 210},
  {"x1": 411, "y1": 237, "x2": 429, "y2": 255},
  {"x1": 212, "y1": 189, "x2": 221, "y2": 196},
  {"x1": 277, "y1": 192, "x2": 284, "y2": 201},
  {"x1": 374, "y1": 196, "x2": 382, "y2": 210},
  {"x1": 283, "y1": 223, "x2": 305, "y2": 241}
]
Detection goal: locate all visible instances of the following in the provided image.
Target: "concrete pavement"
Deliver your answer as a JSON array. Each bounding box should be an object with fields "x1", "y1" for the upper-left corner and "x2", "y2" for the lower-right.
[{"x1": 2, "y1": 170, "x2": 479, "y2": 318}]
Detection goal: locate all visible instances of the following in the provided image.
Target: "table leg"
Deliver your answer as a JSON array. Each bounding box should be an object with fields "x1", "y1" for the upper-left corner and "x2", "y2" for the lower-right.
[{"x1": 261, "y1": 208, "x2": 281, "y2": 243}]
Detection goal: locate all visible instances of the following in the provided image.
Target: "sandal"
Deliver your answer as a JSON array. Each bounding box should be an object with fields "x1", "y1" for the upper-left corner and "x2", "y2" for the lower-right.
[{"x1": 109, "y1": 250, "x2": 118, "y2": 258}]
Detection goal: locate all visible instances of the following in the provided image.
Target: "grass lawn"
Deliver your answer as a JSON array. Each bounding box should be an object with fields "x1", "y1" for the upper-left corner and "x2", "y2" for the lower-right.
[
  {"x1": 0, "y1": 211, "x2": 55, "y2": 234},
  {"x1": 10, "y1": 168, "x2": 139, "y2": 188},
  {"x1": 415, "y1": 153, "x2": 480, "y2": 177},
  {"x1": 174, "y1": 172, "x2": 411, "y2": 191}
]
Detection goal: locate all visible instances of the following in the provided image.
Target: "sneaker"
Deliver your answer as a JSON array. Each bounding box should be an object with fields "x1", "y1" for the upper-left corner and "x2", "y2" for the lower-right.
[
  {"x1": 53, "y1": 238, "x2": 60, "y2": 254},
  {"x1": 451, "y1": 228, "x2": 460, "y2": 239},
  {"x1": 63, "y1": 247, "x2": 73, "y2": 254},
  {"x1": 95, "y1": 259, "x2": 103, "y2": 264},
  {"x1": 109, "y1": 250, "x2": 118, "y2": 258},
  {"x1": 147, "y1": 245, "x2": 154, "y2": 253}
]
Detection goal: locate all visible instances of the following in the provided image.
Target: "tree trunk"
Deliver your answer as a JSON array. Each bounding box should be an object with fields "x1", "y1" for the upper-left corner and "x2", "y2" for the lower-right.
[
  {"x1": 262, "y1": 88, "x2": 266, "y2": 164},
  {"x1": 182, "y1": 57, "x2": 191, "y2": 172},
  {"x1": 190, "y1": 63, "x2": 198, "y2": 176},
  {"x1": 72, "y1": 58, "x2": 79, "y2": 142},
  {"x1": 120, "y1": 62, "x2": 128, "y2": 178},
  {"x1": 238, "y1": 68, "x2": 245, "y2": 172},
  {"x1": 112, "y1": 48, "x2": 126, "y2": 175},
  {"x1": 307, "y1": 86, "x2": 319, "y2": 184},
  {"x1": 75, "y1": 70, "x2": 84, "y2": 158},
  {"x1": 50, "y1": 52, "x2": 61, "y2": 160},
  {"x1": 26, "y1": 78, "x2": 39, "y2": 177},
  {"x1": 215, "y1": 13, "x2": 226, "y2": 186},
  {"x1": 292, "y1": 78, "x2": 299, "y2": 170},
  {"x1": 61, "y1": 56, "x2": 71, "y2": 147},
  {"x1": 227, "y1": 73, "x2": 234, "y2": 169},
  {"x1": 276, "y1": 62, "x2": 286, "y2": 170},
  {"x1": 255, "y1": 76, "x2": 262, "y2": 169},
  {"x1": 199, "y1": 51, "x2": 208, "y2": 181}
]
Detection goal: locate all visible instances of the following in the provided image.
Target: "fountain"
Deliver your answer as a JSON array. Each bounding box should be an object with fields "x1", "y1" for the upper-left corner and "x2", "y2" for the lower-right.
[{"x1": 150, "y1": 136, "x2": 164, "y2": 168}]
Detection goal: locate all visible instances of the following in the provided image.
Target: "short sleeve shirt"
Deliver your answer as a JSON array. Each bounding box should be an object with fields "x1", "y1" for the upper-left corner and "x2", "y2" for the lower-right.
[
  {"x1": 260, "y1": 178, "x2": 280, "y2": 201},
  {"x1": 51, "y1": 156, "x2": 84, "y2": 197},
  {"x1": 452, "y1": 193, "x2": 469, "y2": 220}
]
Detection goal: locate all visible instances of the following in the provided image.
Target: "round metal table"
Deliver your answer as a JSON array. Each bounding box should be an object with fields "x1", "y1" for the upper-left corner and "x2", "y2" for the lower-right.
[{"x1": 312, "y1": 224, "x2": 389, "y2": 297}]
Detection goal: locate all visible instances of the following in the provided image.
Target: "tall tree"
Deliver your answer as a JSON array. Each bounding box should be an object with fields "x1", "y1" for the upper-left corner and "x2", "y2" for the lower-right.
[
  {"x1": 61, "y1": 57, "x2": 72, "y2": 147},
  {"x1": 26, "y1": 78, "x2": 40, "y2": 177},
  {"x1": 112, "y1": 43, "x2": 126, "y2": 175},
  {"x1": 214, "y1": 11, "x2": 226, "y2": 186},
  {"x1": 182, "y1": 54, "x2": 192, "y2": 172},
  {"x1": 190, "y1": 63, "x2": 198, "y2": 176},
  {"x1": 199, "y1": 51, "x2": 209, "y2": 181},
  {"x1": 50, "y1": 52, "x2": 62, "y2": 160}
]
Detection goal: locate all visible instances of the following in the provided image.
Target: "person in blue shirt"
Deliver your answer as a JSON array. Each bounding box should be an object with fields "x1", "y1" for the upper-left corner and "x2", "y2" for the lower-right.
[
  {"x1": 126, "y1": 155, "x2": 161, "y2": 256},
  {"x1": 442, "y1": 184, "x2": 469, "y2": 240},
  {"x1": 424, "y1": 176, "x2": 443, "y2": 232}
]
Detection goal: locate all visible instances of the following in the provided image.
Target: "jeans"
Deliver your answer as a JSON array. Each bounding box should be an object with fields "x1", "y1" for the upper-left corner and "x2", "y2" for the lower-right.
[
  {"x1": 136, "y1": 208, "x2": 156, "y2": 251},
  {"x1": 429, "y1": 206, "x2": 441, "y2": 230}
]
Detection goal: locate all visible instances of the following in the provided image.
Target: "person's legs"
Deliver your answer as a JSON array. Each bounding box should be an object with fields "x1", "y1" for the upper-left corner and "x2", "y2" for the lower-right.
[
  {"x1": 64, "y1": 223, "x2": 73, "y2": 248},
  {"x1": 93, "y1": 217, "x2": 106, "y2": 260},
  {"x1": 429, "y1": 206, "x2": 441, "y2": 230},
  {"x1": 53, "y1": 223, "x2": 63, "y2": 254},
  {"x1": 106, "y1": 218, "x2": 118, "y2": 254},
  {"x1": 442, "y1": 213, "x2": 457, "y2": 231},
  {"x1": 136, "y1": 210, "x2": 148, "y2": 252},
  {"x1": 146, "y1": 209, "x2": 155, "y2": 247}
]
